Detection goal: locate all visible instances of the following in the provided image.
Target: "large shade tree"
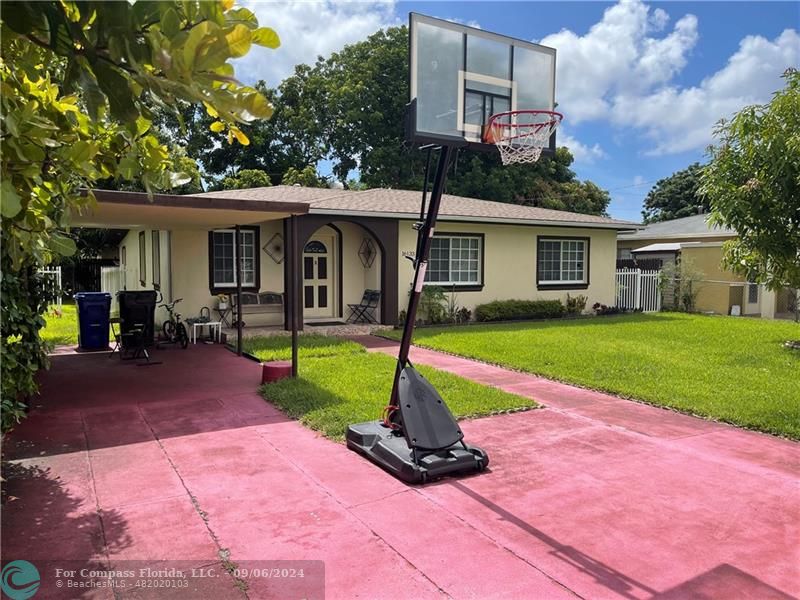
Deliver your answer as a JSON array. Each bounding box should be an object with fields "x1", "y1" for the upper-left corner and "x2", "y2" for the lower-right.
[
  {"x1": 1, "y1": 1, "x2": 279, "y2": 429},
  {"x1": 289, "y1": 26, "x2": 611, "y2": 214},
  {"x1": 156, "y1": 76, "x2": 326, "y2": 185},
  {"x1": 642, "y1": 163, "x2": 709, "y2": 223},
  {"x1": 702, "y1": 69, "x2": 799, "y2": 304},
  {"x1": 162, "y1": 25, "x2": 611, "y2": 215}
]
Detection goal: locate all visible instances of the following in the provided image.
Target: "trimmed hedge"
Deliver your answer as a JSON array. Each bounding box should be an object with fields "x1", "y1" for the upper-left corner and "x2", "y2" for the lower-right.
[{"x1": 474, "y1": 299, "x2": 566, "y2": 322}]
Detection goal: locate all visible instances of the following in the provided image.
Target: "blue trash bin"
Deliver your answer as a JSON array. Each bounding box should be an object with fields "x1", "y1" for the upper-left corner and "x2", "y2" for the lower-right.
[{"x1": 74, "y1": 292, "x2": 112, "y2": 350}]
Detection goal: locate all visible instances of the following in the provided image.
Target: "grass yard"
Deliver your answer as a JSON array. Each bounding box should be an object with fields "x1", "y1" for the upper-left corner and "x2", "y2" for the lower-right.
[
  {"x1": 41, "y1": 302, "x2": 79, "y2": 346},
  {"x1": 385, "y1": 313, "x2": 800, "y2": 439},
  {"x1": 242, "y1": 334, "x2": 363, "y2": 362},
  {"x1": 258, "y1": 338, "x2": 534, "y2": 440}
]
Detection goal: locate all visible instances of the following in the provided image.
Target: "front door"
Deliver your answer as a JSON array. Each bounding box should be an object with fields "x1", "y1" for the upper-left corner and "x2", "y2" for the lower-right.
[{"x1": 303, "y1": 236, "x2": 334, "y2": 319}]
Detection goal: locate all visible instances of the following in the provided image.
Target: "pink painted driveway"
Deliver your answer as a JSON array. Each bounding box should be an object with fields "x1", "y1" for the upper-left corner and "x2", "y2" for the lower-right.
[{"x1": 2, "y1": 342, "x2": 798, "y2": 599}]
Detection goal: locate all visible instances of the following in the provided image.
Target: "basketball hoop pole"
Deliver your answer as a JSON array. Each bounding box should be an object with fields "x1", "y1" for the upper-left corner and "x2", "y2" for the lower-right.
[{"x1": 389, "y1": 145, "x2": 453, "y2": 409}]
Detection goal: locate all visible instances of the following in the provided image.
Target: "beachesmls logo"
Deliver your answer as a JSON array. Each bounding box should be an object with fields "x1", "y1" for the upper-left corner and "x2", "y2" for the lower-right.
[{"x1": 1, "y1": 561, "x2": 40, "y2": 600}]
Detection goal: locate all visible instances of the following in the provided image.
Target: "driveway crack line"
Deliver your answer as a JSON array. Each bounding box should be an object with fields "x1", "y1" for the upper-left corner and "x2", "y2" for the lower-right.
[
  {"x1": 136, "y1": 404, "x2": 250, "y2": 599},
  {"x1": 79, "y1": 411, "x2": 114, "y2": 573}
]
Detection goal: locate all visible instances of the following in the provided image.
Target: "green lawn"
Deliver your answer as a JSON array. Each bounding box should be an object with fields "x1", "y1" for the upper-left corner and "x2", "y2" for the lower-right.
[
  {"x1": 384, "y1": 313, "x2": 800, "y2": 439},
  {"x1": 41, "y1": 302, "x2": 79, "y2": 346},
  {"x1": 242, "y1": 334, "x2": 363, "y2": 362},
  {"x1": 258, "y1": 340, "x2": 534, "y2": 440}
]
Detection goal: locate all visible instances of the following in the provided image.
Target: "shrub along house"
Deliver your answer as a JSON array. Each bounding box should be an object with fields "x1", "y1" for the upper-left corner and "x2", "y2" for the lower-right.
[{"x1": 78, "y1": 186, "x2": 636, "y2": 329}]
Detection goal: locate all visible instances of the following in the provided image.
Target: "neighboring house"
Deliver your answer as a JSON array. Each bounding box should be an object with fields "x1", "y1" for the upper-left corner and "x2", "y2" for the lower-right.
[
  {"x1": 98, "y1": 186, "x2": 636, "y2": 328},
  {"x1": 618, "y1": 214, "x2": 796, "y2": 319}
]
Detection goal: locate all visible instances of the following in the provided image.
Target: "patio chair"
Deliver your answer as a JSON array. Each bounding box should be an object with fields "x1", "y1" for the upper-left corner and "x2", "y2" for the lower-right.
[
  {"x1": 347, "y1": 289, "x2": 381, "y2": 324},
  {"x1": 117, "y1": 291, "x2": 160, "y2": 365},
  {"x1": 116, "y1": 318, "x2": 161, "y2": 365}
]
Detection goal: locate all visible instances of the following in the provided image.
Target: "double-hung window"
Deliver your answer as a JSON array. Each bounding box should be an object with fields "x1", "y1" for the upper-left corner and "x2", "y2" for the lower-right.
[
  {"x1": 210, "y1": 228, "x2": 259, "y2": 290},
  {"x1": 425, "y1": 234, "x2": 483, "y2": 287},
  {"x1": 537, "y1": 237, "x2": 588, "y2": 288}
]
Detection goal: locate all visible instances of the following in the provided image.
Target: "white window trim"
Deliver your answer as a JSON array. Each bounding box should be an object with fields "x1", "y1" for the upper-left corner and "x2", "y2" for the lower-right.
[
  {"x1": 138, "y1": 230, "x2": 146, "y2": 286},
  {"x1": 538, "y1": 238, "x2": 588, "y2": 285},
  {"x1": 424, "y1": 234, "x2": 483, "y2": 287},
  {"x1": 212, "y1": 229, "x2": 257, "y2": 288},
  {"x1": 151, "y1": 230, "x2": 161, "y2": 290}
]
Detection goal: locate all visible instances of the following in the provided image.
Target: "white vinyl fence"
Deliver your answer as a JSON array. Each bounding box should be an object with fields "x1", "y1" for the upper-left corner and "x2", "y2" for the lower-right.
[
  {"x1": 100, "y1": 266, "x2": 126, "y2": 312},
  {"x1": 38, "y1": 267, "x2": 62, "y2": 310},
  {"x1": 616, "y1": 268, "x2": 662, "y2": 312}
]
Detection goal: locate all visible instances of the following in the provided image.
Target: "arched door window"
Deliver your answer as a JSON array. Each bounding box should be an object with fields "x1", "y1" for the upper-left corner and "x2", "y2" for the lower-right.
[{"x1": 304, "y1": 240, "x2": 327, "y2": 254}]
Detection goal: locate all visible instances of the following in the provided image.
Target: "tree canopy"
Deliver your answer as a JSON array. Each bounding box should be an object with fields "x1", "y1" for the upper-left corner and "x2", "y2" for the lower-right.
[
  {"x1": 1, "y1": 1, "x2": 279, "y2": 429},
  {"x1": 642, "y1": 163, "x2": 708, "y2": 223},
  {"x1": 159, "y1": 25, "x2": 611, "y2": 215},
  {"x1": 282, "y1": 166, "x2": 329, "y2": 188},
  {"x1": 221, "y1": 168, "x2": 271, "y2": 190},
  {"x1": 702, "y1": 69, "x2": 800, "y2": 293}
]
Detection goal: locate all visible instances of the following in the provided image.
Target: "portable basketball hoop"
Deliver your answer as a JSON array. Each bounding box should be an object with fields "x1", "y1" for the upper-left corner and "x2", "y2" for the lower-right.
[
  {"x1": 347, "y1": 13, "x2": 565, "y2": 485},
  {"x1": 483, "y1": 109, "x2": 563, "y2": 165}
]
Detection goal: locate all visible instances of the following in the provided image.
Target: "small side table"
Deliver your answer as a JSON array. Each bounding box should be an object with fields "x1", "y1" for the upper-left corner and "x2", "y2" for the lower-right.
[{"x1": 191, "y1": 321, "x2": 221, "y2": 344}]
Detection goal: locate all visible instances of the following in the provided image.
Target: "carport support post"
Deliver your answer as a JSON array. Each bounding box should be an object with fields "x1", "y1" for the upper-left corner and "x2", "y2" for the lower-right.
[
  {"x1": 290, "y1": 215, "x2": 299, "y2": 377},
  {"x1": 235, "y1": 225, "x2": 243, "y2": 356}
]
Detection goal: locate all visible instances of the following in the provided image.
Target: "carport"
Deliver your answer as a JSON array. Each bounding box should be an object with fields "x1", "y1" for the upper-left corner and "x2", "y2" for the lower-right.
[{"x1": 71, "y1": 189, "x2": 309, "y2": 372}]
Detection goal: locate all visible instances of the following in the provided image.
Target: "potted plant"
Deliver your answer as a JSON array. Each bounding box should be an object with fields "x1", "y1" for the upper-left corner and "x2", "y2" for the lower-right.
[{"x1": 217, "y1": 294, "x2": 229, "y2": 311}]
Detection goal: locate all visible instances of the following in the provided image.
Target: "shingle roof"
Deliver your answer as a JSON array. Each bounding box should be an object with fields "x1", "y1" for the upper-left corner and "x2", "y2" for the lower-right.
[
  {"x1": 199, "y1": 185, "x2": 637, "y2": 229},
  {"x1": 618, "y1": 214, "x2": 735, "y2": 240}
]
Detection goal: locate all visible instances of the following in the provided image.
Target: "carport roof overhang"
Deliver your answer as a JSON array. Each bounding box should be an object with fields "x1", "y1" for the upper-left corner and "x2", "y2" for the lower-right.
[{"x1": 70, "y1": 189, "x2": 309, "y2": 229}]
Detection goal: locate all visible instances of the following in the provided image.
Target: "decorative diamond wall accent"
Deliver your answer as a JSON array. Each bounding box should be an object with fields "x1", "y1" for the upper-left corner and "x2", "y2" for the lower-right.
[
  {"x1": 263, "y1": 233, "x2": 284, "y2": 264},
  {"x1": 358, "y1": 238, "x2": 377, "y2": 268}
]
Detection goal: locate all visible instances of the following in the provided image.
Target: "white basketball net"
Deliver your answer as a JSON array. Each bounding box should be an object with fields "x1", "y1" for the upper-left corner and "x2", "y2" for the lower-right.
[{"x1": 485, "y1": 111, "x2": 563, "y2": 166}]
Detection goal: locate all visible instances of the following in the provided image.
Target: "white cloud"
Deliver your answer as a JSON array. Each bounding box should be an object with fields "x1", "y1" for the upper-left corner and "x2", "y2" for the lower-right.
[
  {"x1": 539, "y1": 0, "x2": 799, "y2": 155},
  {"x1": 615, "y1": 29, "x2": 800, "y2": 154},
  {"x1": 648, "y1": 8, "x2": 669, "y2": 33},
  {"x1": 633, "y1": 14, "x2": 698, "y2": 89},
  {"x1": 559, "y1": 131, "x2": 607, "y2": 164},
  {"x1": 233, "y1": 1, "x2": 399, "y2": 86},
  {"x1": 540, "y1": 0, "x2": 698, "y2": 123}
]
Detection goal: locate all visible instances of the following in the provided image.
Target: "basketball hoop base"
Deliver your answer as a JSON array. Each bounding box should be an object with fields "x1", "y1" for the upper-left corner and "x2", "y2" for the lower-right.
[{"x1": 346, "y1": 420, "x2": 488, "y2": 484}]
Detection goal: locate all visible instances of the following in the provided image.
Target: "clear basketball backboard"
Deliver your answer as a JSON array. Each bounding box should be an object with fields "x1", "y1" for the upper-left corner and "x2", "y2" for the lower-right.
[{"x1": 407, "y1": 13, "x2": 557, "y2": 153}]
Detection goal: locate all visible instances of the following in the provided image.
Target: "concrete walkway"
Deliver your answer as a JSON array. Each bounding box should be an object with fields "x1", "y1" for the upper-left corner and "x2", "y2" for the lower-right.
[{"x1": 2, "y1": 343, "x2": 798, "y2": 599}]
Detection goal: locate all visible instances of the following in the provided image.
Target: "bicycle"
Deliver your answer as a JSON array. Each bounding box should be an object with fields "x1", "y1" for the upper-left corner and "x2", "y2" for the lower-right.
[{"x1": 158, "y1": 293, "x2": 189, "y2": 349}]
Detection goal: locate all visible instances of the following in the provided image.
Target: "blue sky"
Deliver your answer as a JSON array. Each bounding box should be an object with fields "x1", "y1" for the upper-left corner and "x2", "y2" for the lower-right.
[{"x1": 236, "y1": 1, "x2": 799, "y2": 222}]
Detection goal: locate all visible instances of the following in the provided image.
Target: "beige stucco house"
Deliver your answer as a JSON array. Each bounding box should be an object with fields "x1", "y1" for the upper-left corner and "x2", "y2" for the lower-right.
[
  {"x1": 618, "y1": 214, "x2": 797, "y2": 319},
  {"x1": 84, "y1": 186, "x2": 635, "y2": 328}
]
